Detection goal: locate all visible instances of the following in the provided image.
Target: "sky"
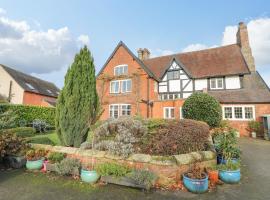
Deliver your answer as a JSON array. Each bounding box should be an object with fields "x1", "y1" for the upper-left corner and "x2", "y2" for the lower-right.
[{"x1": 0, "y1": 0, "x2": 270, "y2": 88}]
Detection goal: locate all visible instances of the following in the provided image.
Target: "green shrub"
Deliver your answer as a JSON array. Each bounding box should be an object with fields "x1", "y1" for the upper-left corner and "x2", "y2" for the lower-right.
[
  {"x1": 96, "y1": 162, "x2": 131, "y2": 177},
  {"x1": 27, "y1": 137, "x2": 55, "y2": 145},
  {"x1": 248, "y1": 120, "x2": 261, "y2": 133},
  {"x1": 0, "y1": 104, "x2": 55, "y2": 127},
  {"x1": 144, "y1": 118, "x2": 167, "y2": 132},
  {"x1": 217, "y1": 160, "x2": 241, "y2": 171},
  {"x1": 48, "y1": 152, "x2": 66, "y2": 163},
  {"x1": 55, "y1": 158, "x2": 81, "y2": 176},
  {"x1": 0, "y1": 109, "x2": 18, "y2": 129},
  {"x1": 182, "y1": 92, "x2": 222, "y2": 127},
  {"x1": 1, "y1": 127, "x2": 36, "y2": 138},
  {"x1": 140, "y1": 119, "x2": 210, "y2": 156},
  {"x1": 128, "y1": 169, "x2": 157, "y2": 189}
]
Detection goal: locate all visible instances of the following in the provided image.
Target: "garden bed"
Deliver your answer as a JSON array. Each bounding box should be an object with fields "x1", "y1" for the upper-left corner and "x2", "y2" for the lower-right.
[{"x1": 31, "y1": 143, "x2": 216, "y2": 187}]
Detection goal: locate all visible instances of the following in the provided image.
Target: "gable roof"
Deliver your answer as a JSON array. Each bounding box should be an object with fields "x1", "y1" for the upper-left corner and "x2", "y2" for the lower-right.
[
  {"x1": 97, "y1": 41, "x2": 158, "y2": 80},
  {"x1": 143, "y1": 44, "x2": 250, "y2": 79},
  {"x1": 1, "y1": 64, "x2": 60, "y2": 98},
  {"x1": 208, "y1": 72, "x2": 270, "y2": 103}
]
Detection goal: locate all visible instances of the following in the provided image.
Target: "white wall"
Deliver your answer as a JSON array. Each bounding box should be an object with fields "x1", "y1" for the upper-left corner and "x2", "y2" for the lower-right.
[
  {"x1": 169, "y1": 80, "x2": 180, "y2": 92},
  {"x1": 0, "y1": 65, "x2": 24, "y2": 104},
  {"x1": 195, "y1": 79, "x2": 207, "y2": 90},
  {"x1": 225, "y1": 76, "x2": 241, "y2": 89},
  {"x1": 183, "y1": 80, "x2": 193, "y2": 91}
]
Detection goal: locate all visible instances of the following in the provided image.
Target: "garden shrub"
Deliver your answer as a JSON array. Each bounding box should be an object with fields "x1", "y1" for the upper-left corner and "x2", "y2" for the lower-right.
[
  {"x1": 0, "y1": 109, "x2": 18, "y2": 130},
  {"x1": 96, "y1": 162, "x2": 131, "y2": 177},
  {"x1": 1, "y1": 127, "x2": 36, "y2": 138},
  {"x1": 0, "y1": 132, "x2": 28, "y2": 157},
  {"x1": 128, "y1": 169, "x2": 157, "y2": 189},
  {"x1": 55, "y1": 158, "x2": 81, "y2": 176},
  {"x1": 48, "y1": 152, "x2": 66, "y2": 163},
  {"x1": 140, "y1": 119, "x2": 210, "y2": 156},
  {"x1": 182, "y1": 92, "x2": 222, "y2": 127},
  {"x1": 0, "y1": 104, "x2": 55, "y2": 127},
  {"x1": 93, "y1": 116, "x2": 147, "y2": 157},
  {"x1": 27, "y1": 136, "x2": 55, "y2": 146},
  {"x1": 32, "y1": 119, "x2": 50, "y2": 133},
  {"x1": 248, "y1": 120, "x2": 261, "y2": 133}
]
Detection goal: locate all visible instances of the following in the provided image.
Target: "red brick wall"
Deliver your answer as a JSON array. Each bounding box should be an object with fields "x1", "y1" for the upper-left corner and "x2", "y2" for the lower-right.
[
  {"x1": 97, "y1": 45, "x2": 157, "y2": 120},
  {"x1": 225, "y1": 104, "x2": 270, "y2": 137},
  {"x1": 23, "y1": 91, "x2": 56, "y2": 107}
]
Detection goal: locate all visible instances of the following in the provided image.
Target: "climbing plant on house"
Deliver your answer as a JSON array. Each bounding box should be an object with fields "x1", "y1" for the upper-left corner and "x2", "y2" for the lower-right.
[{"x1": 56, "y1": 46, "x2": 99, "y2": 147}]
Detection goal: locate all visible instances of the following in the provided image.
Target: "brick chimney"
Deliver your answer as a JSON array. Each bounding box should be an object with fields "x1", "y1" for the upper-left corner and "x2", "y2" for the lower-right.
[
  {"x1": 236, "y1": 22, "x2": 255, "y2": 72},
  {"x1": 137, "y1": 48, "x2": 150, "y2": 60}
]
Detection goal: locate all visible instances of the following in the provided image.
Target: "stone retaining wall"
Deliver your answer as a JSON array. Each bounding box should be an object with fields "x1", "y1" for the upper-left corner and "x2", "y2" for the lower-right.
[{"x1": 32, "y1": 144, "x2": 216, "y2": 187}]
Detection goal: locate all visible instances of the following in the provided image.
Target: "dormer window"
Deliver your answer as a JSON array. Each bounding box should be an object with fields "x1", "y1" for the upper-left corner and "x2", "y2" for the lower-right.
[
  {"x1": 210, "y1": 78, "x2": 224, "y2": 89},
  {"x1": 114, "y1": 65, "x2": 128, "y2": 76}
]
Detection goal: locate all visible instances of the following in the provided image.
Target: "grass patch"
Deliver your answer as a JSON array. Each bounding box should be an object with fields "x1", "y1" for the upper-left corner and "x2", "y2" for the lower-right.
[{"x1": 27, "y1": 131, "x2": 61, "y2": 146}]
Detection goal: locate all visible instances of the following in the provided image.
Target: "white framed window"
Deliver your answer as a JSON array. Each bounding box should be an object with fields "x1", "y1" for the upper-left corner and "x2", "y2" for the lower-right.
[
  {"x1": 109, "y1": 105, "x2": 119, "y2": 118},
  {"x1": 121, "y1": 79, "x2": 131, "y2": 93},
  {"x1": 163, "y1": 107, "x2": 175, "y2": 119},
  {"x1": 222, "y1": 105, "x2": 255, "y2": 120},
  {"x1": 110, "y1": 79, "x2": 132, "y2": 94},
  {"x1": 109, "y1": 104, "x2": 131, "y2": 118},
  {"x1": 179, "y1": 107, "x2": 183, "y2": 119},
  {"x1": 110, "y1": 81, "x2": 120, "y2": 93},
  {"x1": 114, "y1": 64, "x2": 128, "y2": 76},
  {"x1": 167, "y1": 70, "x2": 180, "y2": 80},
  {"x1": 210, "y1": 78, "x2": 224, "y2": 89}
]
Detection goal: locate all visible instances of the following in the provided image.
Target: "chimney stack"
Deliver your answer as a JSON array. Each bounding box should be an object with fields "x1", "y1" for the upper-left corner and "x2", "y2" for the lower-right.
[
  {"x1": 236, "y1": 22, "x2": 255, "y2": 72},
  {"x1": 137, "y1": 48, "x2": 150, "y2": 60}
]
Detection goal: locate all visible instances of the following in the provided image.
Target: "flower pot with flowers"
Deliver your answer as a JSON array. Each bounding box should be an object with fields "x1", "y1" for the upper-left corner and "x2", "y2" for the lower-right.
[{"x1": 25, "y1": 148, "x2": 46, "y2": 170}]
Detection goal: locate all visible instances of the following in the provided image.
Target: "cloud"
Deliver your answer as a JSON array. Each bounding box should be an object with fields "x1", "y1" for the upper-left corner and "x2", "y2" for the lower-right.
[
  {"x1": 77, "y1": 34, "x2": 90, "y2": 46},
  {"x1": 0, "y1": 9, "x2": 90, "y2": 76},
  {"x1": 0, "y1": 8, "x2": 6, "y2": 15},
  {"x1": 181, "y1": 44, "x2": 218, "y2": 52}
]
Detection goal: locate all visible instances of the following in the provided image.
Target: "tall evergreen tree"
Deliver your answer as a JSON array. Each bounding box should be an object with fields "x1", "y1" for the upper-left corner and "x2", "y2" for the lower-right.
[{"x1": 56, "y1": 46, "x2": 99, "y2": 147}]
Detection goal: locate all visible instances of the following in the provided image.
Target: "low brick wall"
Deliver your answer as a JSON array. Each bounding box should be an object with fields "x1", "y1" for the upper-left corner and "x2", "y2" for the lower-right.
[{"x1": 32, "y1": 144, "x2": 216, "y2": 187}]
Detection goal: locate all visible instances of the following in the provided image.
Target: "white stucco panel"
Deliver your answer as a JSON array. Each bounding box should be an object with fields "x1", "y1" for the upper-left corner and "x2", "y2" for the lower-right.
[
  {"x1": 183, "y1": 92, "x2": 192, "y2": 99},
  {"x1": 169, "y1": 80, "x2": 180, "y2": 92},
  {"x1": 183, "y1": 80, "x2": 193, "y2": 91},
  {"x1": 195, "y1": 79, "x2": 208, "y2": 90},
  {"x1": 159, "y1": 85, "x2": 167, "y2": 93},
  {"x1": 225, "y1": 76, "x2": 241, "y2": 89}
]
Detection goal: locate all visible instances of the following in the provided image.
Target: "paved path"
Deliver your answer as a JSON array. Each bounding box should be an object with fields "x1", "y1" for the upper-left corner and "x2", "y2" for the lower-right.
[{"x1": 0, "y1": 138, "x2": 269, "y2": 200}]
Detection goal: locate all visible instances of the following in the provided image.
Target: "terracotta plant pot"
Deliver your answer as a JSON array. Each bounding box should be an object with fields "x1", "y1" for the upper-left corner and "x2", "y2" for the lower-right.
[{"x1": 208, "y1": 170, "x2": 219, "y2": 184}]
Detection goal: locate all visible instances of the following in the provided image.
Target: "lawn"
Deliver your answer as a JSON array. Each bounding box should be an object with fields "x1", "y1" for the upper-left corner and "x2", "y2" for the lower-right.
[{"x1": 28, "y1": 131, "x2": 61, "y2": 146}]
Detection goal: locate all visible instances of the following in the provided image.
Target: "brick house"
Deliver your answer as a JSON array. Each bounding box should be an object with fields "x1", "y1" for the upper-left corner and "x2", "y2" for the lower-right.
[
  {"x1": 0, "y1": 64, "x2": 60, "y2": 107},
  {"x1": 96, "y1": 22, "x2": 270, "y2": 136}
]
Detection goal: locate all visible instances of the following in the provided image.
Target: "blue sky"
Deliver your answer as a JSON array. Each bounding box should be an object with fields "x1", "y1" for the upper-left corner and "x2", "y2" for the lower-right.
[{"x1": 0, "y1": 0, "x2": 270, "y2": 87}]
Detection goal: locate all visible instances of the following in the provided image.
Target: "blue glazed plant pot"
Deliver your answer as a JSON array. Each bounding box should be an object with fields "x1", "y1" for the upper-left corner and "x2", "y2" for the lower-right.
[
  {"x1": 26, "y1": 159, "x2": 44, "y2": 170},
  {"x1": 81, "y1": 169, "x2": 100, "y2": 184},
  {"x1": 183, "y1": 173, "x2": 208, "y2": 193},
  {"x1": 219, "y1": 169, "x2": 241, "y2": 184},
  {"x1": 217, "y1": 155, "x2": 239, "y2": 165}
]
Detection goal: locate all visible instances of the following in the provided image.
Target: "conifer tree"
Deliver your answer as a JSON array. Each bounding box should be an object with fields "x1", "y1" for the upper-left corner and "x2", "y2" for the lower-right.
[{"x1": 56, "y1": 46, "x2": 99, "y2": 147}]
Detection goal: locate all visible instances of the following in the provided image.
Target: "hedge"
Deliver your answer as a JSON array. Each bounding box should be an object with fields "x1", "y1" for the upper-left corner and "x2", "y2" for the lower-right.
[
  {"x1": 0, "y1": 104, "x2": 55, "y2": 127},
  {"x1": 0, "y1": 127, "x2": 36, "y2": 138}
]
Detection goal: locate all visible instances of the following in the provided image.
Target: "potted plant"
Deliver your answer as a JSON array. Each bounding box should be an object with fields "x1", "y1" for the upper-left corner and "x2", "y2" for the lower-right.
[
  {"x1": 25, "y1": 148, "x2": 46, "y2": 170},
  {"x1": 248, "y1": 120, "x2": 261, "y2": 138},
  {"x1": 206, "y1": 165, "x2": 219, "y2": 184},
  {"x1": 80, "y1": 163, "x2": 100, "y2": 184},
  {"x1": 183, "y1": 164, "x2": 208, "y2": 193},
  {"x1": 218, "y1": 160, "x2": 241, "y2": 184}
]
